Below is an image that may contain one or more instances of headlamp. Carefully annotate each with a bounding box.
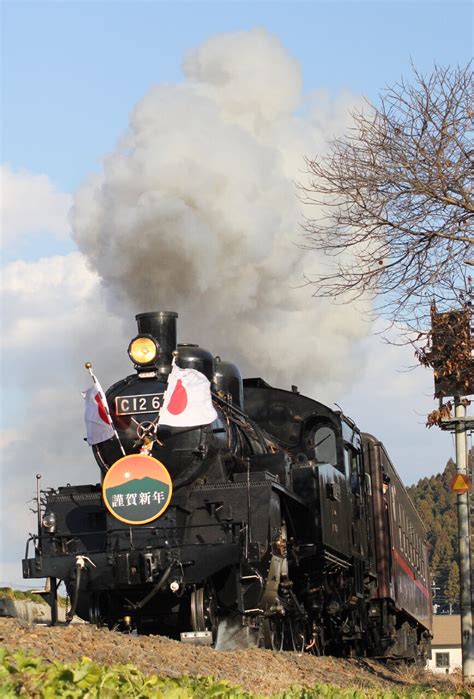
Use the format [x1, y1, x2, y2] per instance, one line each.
[128, 335, 159, 366]
[42, 512, 56, 533]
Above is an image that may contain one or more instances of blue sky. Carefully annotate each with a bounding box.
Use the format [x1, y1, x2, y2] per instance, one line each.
[0, 1, 472, 584]
[3, 1, 472, 192]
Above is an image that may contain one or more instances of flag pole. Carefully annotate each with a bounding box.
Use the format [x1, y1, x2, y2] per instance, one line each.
[85, 362, 126, 456]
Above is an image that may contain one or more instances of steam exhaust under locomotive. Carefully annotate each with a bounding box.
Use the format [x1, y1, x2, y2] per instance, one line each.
[23, 311, 432, 658]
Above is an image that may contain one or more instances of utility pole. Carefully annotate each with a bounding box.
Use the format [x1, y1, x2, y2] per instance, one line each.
[426, 304, 474, 684]
[452, 399, 474, 682]
[439, 404, 474, 683]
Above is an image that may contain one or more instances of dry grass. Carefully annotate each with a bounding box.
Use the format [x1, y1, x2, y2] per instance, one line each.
[0, 618, 469, 696]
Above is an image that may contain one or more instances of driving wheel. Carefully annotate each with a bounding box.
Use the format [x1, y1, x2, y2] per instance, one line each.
[190, 581, 218, 643]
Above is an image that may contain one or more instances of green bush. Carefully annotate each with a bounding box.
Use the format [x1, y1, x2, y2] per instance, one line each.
[1, 648, 251, 698]
[0, 647, 470, 699]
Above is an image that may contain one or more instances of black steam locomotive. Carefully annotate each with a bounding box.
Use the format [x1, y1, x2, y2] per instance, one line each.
[23, 311, 432, 659]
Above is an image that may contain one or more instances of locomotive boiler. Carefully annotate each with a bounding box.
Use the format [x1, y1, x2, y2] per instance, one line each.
[23, 311, 432, 659]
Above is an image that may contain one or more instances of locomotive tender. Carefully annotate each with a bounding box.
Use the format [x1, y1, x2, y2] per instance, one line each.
[23, 311, 432, 658]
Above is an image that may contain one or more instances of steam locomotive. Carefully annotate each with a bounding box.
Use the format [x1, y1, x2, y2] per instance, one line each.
[23, 311, 432, 659]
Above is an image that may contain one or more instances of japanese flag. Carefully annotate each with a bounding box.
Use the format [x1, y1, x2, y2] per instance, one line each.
[158, 362, 218, 427]
[83, 385, 115, 445]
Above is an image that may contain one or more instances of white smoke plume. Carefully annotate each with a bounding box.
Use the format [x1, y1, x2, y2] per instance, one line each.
[73, 28, 368, 400]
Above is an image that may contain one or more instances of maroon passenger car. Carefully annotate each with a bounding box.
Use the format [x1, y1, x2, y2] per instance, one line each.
[363, 433, 432, 659]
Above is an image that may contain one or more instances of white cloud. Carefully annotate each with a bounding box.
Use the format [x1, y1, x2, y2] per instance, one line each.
[0, 252, 131, 583]
[0, 164, 72, 247]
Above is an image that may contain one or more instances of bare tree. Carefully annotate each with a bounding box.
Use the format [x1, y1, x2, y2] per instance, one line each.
[301, 63, 473, 334]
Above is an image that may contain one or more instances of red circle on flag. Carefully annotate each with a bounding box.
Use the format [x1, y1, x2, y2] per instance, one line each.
[168, 379, 188, 415]
[94, 392, 109, 424]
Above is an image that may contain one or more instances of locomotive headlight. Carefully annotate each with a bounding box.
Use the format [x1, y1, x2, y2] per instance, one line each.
[42, 512, 56, 533]
[128, 335, 159, 366]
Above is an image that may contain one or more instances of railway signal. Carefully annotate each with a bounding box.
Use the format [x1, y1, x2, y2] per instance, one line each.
[429, 306, 474, 399]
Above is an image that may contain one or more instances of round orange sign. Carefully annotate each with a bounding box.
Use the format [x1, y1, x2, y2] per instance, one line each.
[102, 454, 172, 525]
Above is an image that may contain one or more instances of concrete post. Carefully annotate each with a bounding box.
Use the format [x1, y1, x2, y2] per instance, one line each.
[454, 399, 474, 683]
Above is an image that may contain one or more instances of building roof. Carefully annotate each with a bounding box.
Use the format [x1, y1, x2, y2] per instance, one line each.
[432, 615, 461, 646]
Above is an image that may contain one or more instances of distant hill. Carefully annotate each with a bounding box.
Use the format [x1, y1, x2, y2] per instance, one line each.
[407, 450, 473, 613]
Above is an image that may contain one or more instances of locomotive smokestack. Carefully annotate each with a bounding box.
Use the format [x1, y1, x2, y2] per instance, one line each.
[135, 311, 178, 375]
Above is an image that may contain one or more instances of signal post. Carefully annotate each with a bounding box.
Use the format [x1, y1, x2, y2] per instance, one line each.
[428, 305, 474, 683]
[441, 401, 474, 682]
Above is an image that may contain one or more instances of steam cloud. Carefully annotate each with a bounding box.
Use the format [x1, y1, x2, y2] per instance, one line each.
[73, 28, 368, 399]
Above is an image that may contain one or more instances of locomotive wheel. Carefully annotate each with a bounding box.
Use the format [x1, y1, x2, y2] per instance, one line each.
[89, 591, 109, 628]
[89, 592, 102, 627]
[259, 616, 285, 651]
[190, 581, 218, 643]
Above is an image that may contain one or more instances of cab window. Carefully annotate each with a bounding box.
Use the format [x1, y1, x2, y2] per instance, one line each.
[311, 425, 337, 466]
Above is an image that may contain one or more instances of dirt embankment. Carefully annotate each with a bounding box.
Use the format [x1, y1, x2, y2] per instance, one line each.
[0, 618, 465, 695]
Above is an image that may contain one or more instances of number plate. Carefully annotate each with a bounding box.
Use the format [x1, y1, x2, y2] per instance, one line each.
[115, 393, 162, 416]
